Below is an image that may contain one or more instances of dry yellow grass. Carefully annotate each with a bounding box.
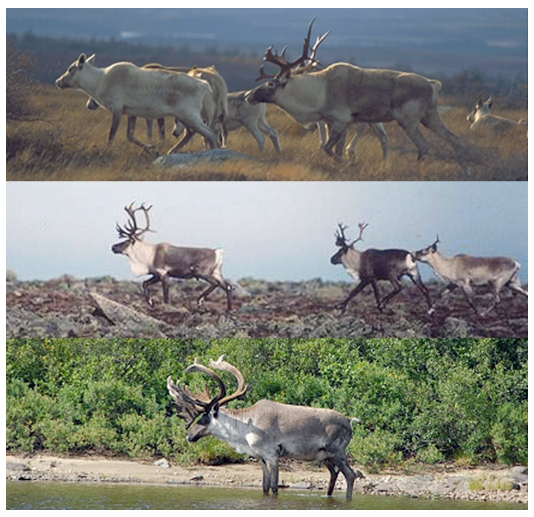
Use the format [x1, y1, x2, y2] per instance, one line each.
[6, 86, 527, 181]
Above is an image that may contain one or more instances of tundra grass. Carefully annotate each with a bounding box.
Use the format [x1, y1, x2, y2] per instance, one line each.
[6, 87, 528, 181]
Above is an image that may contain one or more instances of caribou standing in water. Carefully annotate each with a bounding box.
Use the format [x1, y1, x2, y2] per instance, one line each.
[167, 356, 362, 499]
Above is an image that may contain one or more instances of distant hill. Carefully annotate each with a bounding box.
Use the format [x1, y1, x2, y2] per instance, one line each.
[7, 8, 527, 82]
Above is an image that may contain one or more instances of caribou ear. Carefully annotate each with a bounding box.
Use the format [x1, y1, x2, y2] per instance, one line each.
[279, 70, 291, 85]
[76, 53, 88, 69]
[86, 54, 96, 65]
[212, 403, 220, 418]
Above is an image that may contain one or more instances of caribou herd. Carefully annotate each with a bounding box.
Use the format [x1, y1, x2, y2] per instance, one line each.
[55, 20, 525, 161]
[112, 203, 527, 317]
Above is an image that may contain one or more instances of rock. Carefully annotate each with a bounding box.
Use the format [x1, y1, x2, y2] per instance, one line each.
[440, 317, 473, 337]
[88, 292, 175, 336]
[154, 149, 253, 168]
[6, 461, 30, 472]
[153, 458, 170, 469]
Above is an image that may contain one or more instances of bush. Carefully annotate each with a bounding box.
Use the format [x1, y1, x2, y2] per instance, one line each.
[6, 41, 37, 121]
[5, 338, 528, 470]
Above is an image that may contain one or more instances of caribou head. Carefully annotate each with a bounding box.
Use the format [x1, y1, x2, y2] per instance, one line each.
[245, 19, 330, 104]
[330, 222, 369, 265]
[111, 203, 153, 256]
[167, 356, 248, 442]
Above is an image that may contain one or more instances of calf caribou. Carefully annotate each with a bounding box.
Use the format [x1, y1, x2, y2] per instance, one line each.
[167, 356, 361, 499]
[414, 237, 528, 316]
[246, 20, 461, 160]
[331, 223, 432, 312]
[111, 203, 232, 310]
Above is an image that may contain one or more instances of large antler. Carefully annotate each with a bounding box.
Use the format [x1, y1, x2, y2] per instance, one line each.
[167, 358, 227, 428]
[167, 356, 246, 428]
[116, 202, 153, 240]
[335, 222, 369, 248]
[255, 18, 318, 81]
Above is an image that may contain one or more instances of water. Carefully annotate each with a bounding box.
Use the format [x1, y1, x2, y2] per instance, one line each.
[6, 481, 526, 510]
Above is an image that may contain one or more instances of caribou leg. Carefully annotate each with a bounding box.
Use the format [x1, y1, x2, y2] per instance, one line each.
[338, 280, 369, 312]
[126, 116, 156, 152]
[142, 274, 161, 307]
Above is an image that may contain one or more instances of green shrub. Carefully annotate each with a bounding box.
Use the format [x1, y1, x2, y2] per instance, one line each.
[5, 338, 528, 469]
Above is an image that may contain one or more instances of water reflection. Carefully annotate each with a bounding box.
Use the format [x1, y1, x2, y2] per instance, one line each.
[6, 481, 525, 511]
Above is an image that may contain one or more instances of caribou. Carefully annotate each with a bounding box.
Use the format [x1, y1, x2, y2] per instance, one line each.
[167, 356, 361, 499]
[111, 203, 233, 311]
[467, 96, 528, 133]
[245, 20, 461, 161]
[331, 223, 432, 312]
[295, 31, 389, 160]
[55, 53, 219, 153]
[83, 62, 228, 149]
[414, 237, 528, 316]
[171, 90, 282, 152]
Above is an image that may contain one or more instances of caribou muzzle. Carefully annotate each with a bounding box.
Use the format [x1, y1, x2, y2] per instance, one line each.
[111, 241, 130, 255]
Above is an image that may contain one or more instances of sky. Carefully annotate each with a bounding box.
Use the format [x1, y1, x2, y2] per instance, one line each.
[6, 181, 528, 284]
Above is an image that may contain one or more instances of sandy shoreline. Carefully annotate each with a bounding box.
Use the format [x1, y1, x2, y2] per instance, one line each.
[6, 453, 527, 504]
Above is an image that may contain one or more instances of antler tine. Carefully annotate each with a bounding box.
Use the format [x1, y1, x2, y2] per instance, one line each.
[261, 19, 320, 80]
[352, 222, 369, 244]
[309, 29, 330, 64]
[335, 223, 348, 246]
[255, 64, 277, 82]
[209, 355, 248, 406]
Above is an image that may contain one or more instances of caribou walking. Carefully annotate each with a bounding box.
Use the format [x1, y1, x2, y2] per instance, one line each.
[245, 20, 461, 161]
[111, 203, 233, 310]
[414, 237, 528, 316]
[331, 223, 432, 312]
[55, 54, 219, 153]
[167, 356, 361, 498]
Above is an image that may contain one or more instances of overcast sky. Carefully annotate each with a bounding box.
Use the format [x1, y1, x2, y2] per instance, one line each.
[6, 181, 528, 284]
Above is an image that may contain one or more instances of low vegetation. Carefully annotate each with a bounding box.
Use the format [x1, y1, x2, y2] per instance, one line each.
[6, 338, 527, 471]
[6, 85, 527, 181]
[6, 37, 527, 182]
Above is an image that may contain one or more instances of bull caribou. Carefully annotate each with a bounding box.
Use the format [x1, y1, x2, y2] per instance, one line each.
[414, 237, 528, 316]
[111, 203, 232, 311]
[167, 356, 361, 498]
[467, 96, 528, 133]
[245, 20, 461, 161]
[331, 223, 432, 312]
[55, 54, 219, 153]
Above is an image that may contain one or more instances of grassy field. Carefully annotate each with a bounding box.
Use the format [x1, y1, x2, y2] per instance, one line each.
[6, 86, 528, 181]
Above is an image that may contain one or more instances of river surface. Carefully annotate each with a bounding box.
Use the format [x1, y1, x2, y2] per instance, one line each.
[6, 481, 526, 510]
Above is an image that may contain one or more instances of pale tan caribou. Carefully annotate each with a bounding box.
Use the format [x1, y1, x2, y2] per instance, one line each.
[414, 237, 528, 316]
[55, 54, 219, 153]
[167, 356, 361, 499]
[467, 96, 528, 133]
[111, 203, 233, 311]
[246, 20, 461, 161]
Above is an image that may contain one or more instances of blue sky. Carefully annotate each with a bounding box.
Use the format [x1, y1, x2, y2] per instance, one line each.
[6, 181, 528, 284]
